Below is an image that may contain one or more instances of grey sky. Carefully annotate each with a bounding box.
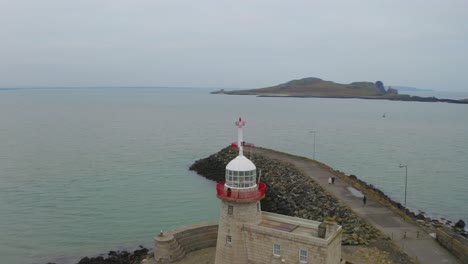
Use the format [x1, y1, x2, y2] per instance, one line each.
[1, 0, 467, 91]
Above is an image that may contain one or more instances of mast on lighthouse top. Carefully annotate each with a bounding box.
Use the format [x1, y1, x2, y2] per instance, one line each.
[225, 118, 257, 189]
[236, 117, 246, 156]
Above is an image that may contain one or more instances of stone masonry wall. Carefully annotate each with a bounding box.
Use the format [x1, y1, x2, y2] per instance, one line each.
[242, 224, 342, 264]
[435, 227, 468, 263]
[214, 201, 261, 264]
[154, 222, 218, 263]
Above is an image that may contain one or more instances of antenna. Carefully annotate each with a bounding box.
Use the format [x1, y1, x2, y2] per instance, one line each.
[235, 117, 245, 156]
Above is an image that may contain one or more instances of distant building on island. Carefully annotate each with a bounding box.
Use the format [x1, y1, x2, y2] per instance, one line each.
[387, 86, 399, 94]
[150, 118, 343, 264]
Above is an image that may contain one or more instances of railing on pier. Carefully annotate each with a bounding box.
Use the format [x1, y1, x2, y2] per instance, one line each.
[216, 181, 266, 202]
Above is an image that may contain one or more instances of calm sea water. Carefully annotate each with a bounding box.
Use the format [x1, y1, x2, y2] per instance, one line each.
[0, 88, 467, 264]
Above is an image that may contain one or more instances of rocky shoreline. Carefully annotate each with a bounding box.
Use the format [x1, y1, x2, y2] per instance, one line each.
[46, 247, 151, 264]
[254, 94, 468, 104]
[190, 146, 416, 263]
[189, 146, 382, 245]
[326, 165, 467, 238]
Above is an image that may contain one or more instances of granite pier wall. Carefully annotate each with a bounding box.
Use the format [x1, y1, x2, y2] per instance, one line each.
[153, 222, 218, 263]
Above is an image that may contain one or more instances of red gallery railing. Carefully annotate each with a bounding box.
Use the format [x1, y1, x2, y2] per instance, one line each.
[216, 181, 266, 201]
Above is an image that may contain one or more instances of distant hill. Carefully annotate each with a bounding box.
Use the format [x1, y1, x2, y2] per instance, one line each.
[213, 77, 396, 97]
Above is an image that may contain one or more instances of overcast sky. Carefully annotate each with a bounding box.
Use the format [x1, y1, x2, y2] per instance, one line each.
[1, 0, 467, 91]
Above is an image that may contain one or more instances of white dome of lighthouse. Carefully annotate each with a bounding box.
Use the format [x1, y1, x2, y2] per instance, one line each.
[226, 155, 256, 171]
[224, 117, 258, 190]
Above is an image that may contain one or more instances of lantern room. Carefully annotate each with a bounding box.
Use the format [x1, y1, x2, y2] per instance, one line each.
[225, 155, 257, 189]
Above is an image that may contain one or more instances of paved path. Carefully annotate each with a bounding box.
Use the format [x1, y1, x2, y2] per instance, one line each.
[252, 147, 460, 264]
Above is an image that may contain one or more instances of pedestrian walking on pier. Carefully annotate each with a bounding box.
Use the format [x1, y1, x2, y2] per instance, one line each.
[328, 177, 332, 184]
[362, 195, 367, 205]
[331, 176, 335, 184]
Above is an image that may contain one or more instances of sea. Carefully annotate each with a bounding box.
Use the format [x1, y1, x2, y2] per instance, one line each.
[0, 87, 467, 264]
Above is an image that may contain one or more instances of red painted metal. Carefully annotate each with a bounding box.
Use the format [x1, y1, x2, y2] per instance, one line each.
[230, 142, 255, 149]
[235, 117, 245, 128]
[216, 181, 266, 202]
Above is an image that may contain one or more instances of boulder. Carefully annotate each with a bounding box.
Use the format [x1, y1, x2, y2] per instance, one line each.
[415, 213, 425, 220]
[454, 219, 465, 229]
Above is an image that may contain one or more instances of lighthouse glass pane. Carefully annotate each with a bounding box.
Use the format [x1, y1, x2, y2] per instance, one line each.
[229, 171, 232, 182]
[244, 170, 255, 187]
[225, 170, 257, 188]
[239, 177, 245, 187]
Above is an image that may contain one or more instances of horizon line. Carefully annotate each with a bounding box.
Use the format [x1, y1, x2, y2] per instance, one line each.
[0, 86, 242, 90]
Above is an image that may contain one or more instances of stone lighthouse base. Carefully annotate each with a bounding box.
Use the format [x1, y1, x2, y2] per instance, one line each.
[150, 211, 343, 264]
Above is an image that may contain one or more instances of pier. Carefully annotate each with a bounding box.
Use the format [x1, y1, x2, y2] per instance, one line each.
[250, 147, 461, 263]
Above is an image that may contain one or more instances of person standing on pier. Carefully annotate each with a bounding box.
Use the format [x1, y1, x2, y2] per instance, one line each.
[362, 195, 367, 205]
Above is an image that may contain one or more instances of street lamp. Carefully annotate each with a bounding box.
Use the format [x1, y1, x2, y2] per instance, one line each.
[310, 131, 316, 160]
[398, 164, 408, 208]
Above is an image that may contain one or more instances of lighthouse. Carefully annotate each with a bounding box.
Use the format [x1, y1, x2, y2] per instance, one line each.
[152, 117, 342, 264]
[214, 118, 267, 264]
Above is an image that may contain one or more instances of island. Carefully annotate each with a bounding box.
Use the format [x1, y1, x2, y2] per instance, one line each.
[212, 77, 468, 104]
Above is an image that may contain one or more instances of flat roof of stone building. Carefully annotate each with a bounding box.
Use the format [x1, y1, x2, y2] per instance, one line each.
[260, 218, 299, 232]
[258, 212, 321, 237]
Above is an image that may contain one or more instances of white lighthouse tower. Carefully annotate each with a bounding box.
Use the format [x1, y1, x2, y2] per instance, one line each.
[152, 117, 342, 264]
[214, 118, 266, 264]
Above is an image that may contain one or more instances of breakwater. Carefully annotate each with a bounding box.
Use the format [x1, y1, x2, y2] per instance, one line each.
[191, 148, 375, 239]
[190, 146, 381, 245]
[326, 164, 468, 263]
[328, 165, 467, 236]
[190, 146, 416, 263]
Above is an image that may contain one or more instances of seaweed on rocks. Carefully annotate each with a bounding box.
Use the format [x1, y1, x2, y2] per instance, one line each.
[48, 246, 150, 264]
